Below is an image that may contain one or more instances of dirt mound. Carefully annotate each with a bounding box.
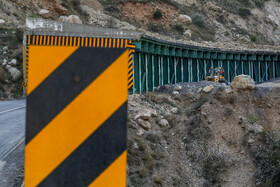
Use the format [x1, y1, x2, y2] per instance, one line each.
[127, 81, 280, 187]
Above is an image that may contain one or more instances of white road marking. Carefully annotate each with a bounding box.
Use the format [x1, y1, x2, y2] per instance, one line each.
[0, 105, 26, 114]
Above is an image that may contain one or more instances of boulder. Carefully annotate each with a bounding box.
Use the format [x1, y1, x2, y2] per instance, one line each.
[0, 19, 5, 24]
[173, 85, 182, 91]
[231, 75, 255, 90]
[134, 110, 151, 120]
[2, 46, 8, 51]
[172, 91, 180, 95]
[10, 59, 17, 66]
[171, 107, 178, 114]
[137, 119, 151, 131]
[58, 15, 82, 24]
[158, 119, 169, 127]
[203, 85, 214, 93]
[7, 67, 22, 81]
[178, 14, 192, 24]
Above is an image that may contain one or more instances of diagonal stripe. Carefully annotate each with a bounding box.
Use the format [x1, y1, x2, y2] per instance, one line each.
[26, 47, 125, 144]
[88, 151, 127, 187]
[128, 76, 133, 83]
[27, 46, 78, 94]
[25, 49, 128, 187]
[128, 81, 133, 89]
[38, 104, 127, 186]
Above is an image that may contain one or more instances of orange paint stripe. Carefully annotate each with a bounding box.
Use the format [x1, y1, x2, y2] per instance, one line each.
[101, 38, 104, 48]
[89, 38, 92, 47]
[109, 38, 112, 48]
[120, 39, 124, 48]
[128, 83, 133, 89]
[58, 37, 61, 46]
[36, 36, 39, 45]
[43, 36, 46, 45]
[74, 37, 76, 46]
[85, 37, 88, 47]
[47, 36, 50, 45]
[28, 36, 30, 45]
[66, 37, 69, 46]
[97, 38, 100, 47]
[88, 151, 127, 187]
[62, 37, 65, 46]
[81, 37, 84, 47]
[77, 37, 80, 46]
[113, 39, 116, 48]
[70, 37, 72, 46]
[128, 71, 133, 78]
[25, 51, 128, 187]
[54, 37, 57, 46]
[117, 39, 120, 48]
[51, 36, 54, 46]
[27, 46, 79, 94]
[93, 38, 96, 47]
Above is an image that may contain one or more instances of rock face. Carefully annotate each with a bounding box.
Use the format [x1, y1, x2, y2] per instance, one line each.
[7, 67, 21, 81]
[231, 75, 255, 90]
[58, 15, 82, 24]
[203, 85, 214, 93]
[178, 14, 192, 24]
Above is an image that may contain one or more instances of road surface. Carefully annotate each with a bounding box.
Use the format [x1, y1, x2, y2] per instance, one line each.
[0, 99, 25, 187]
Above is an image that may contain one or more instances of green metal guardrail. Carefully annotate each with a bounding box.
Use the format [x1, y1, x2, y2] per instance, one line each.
[131, 36, 280, 94]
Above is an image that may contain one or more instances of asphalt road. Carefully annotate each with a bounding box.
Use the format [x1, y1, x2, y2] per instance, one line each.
[0, 99, 26, 187]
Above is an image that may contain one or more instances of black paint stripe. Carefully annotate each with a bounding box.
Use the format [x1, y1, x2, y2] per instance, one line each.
[26, 47, 126, 144]
[38, 102, 127, 187]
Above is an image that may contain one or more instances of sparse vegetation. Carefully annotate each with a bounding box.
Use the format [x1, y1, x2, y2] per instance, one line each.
[153, 9, 162, 19]
[174, 24, 184, 34]
[191, 13, 206, 27]
[250, 35, 257, 42]
[238, 8, 252, 18]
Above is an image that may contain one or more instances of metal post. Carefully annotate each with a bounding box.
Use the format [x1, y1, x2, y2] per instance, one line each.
[241, 61, 244, 74]
[158, 55, 161, 86]
[227, 60, 230, 82]
[139, 54, 142, 94]
[204, 59, 207, 80]
[265, 61, 268, 81]
[167, 57, 170, 84]
[161, 56, 164, 85]
[152, 55, 155, 91]
[197, 59, 200, 82]
[273, 61, 276, 78]
[145, 53, 148, 91]
[174, 57, 177, 83]
[190, 59, 193, 82]
[234, 61, 237, 76]
[258, 61, 261, 82]
[181, 58, 184, 82]
[133, 53, 135, 94]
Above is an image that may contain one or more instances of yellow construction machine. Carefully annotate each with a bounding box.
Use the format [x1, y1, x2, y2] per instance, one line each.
[206, 67, 226, 83]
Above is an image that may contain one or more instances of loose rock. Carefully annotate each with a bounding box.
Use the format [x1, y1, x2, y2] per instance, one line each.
[172, 91, 180, 95]
[0, 19, 5, 24]
[174, 85, 182, 91]
[231, 75, 255, 90]
[178, 14, 192, 24]
[58, 15, 82, 24]
[158, 119, 169, 127]
[39, 9, 50, 15]
[137, 119, 151, 131]
[171, 107, 178, 114]
[7, 67, 22, 81]
[203, 85, 214, 93]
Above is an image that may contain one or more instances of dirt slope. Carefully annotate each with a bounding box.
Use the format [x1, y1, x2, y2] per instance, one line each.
[127, 81, 280, 187]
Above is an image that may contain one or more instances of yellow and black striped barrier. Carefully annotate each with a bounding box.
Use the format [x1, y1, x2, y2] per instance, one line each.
[24, 35, 136, 91]
[25, 37, 129, 186]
